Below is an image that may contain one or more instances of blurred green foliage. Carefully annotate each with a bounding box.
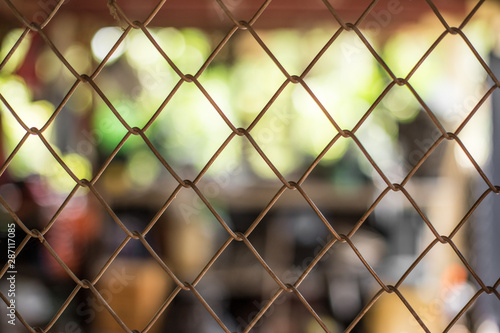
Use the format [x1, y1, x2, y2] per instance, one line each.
[1, 20, 491, 191]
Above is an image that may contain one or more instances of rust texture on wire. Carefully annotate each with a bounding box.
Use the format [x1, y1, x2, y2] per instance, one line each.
[0, 0, 499, 332]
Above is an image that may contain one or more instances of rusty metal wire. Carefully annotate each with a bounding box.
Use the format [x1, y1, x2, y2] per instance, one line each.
[0, 0, 499, 332]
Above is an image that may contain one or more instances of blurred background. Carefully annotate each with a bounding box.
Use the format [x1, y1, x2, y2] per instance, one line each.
[0, 0, 499, 332]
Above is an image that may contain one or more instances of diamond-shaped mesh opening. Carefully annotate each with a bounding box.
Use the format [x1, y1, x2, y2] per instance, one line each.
[89, 258, 171, 332]
[1, 0, 499, 332]
[149, 82, 236, 175]
[244, 201, 335, 279]
[159, 189, 234, 281]
[92, 133, 182, 201]
[0, 80, 55, 132]
[362, 289, 433, 332]
[408, 37, 489, 121]
[391, 243, 479, 332]
[224, 29, 295, 123]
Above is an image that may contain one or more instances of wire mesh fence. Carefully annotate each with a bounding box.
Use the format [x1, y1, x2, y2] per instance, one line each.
[0, 0, 499, 332]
